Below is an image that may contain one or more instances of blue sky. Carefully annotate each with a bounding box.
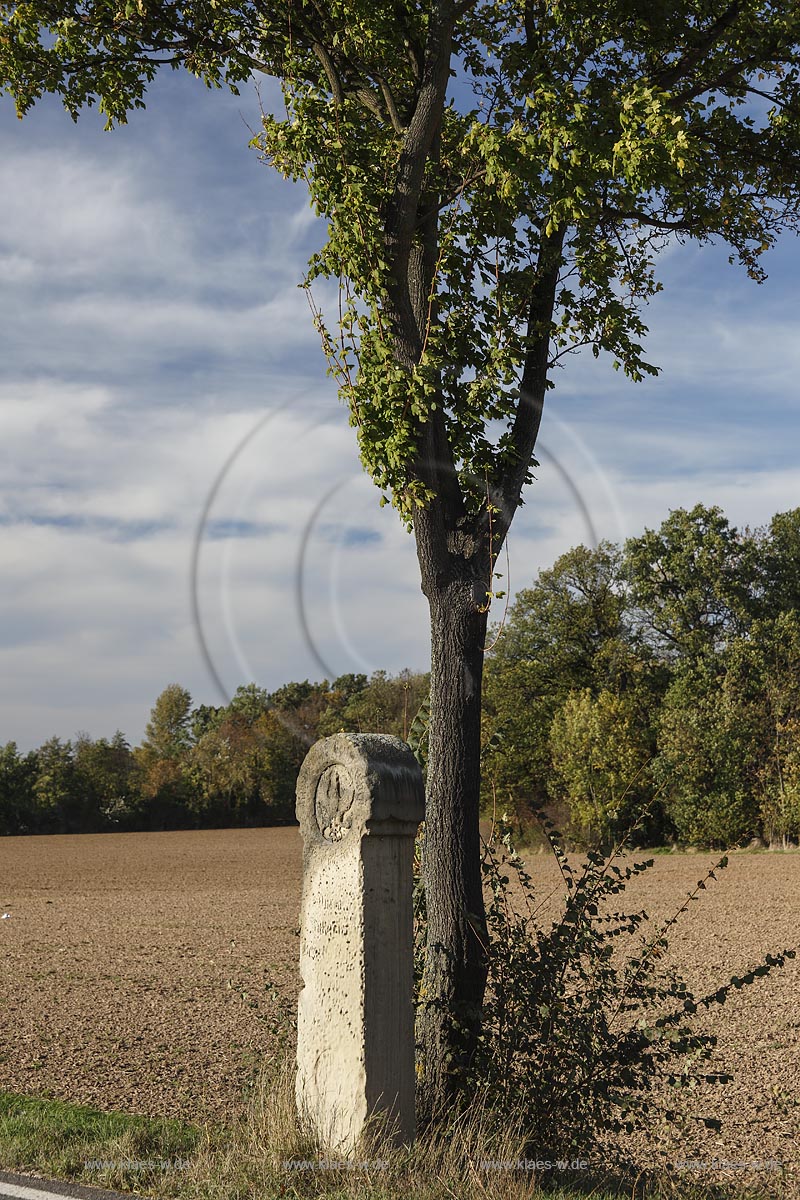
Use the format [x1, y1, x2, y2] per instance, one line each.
[2, 68, 799, 750]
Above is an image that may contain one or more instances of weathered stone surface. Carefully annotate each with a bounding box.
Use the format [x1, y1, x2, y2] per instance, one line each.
[295, 733, 425, 1154]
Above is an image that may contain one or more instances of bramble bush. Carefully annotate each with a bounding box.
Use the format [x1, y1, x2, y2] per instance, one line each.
[413, 805, 795, 1177]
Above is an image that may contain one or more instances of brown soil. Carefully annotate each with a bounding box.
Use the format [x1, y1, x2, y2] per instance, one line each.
[0, 828, 302, 1123]
[0, 829, 798, 1189]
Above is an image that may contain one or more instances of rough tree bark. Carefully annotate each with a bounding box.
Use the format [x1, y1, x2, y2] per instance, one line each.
[413, 506, 491, 1124]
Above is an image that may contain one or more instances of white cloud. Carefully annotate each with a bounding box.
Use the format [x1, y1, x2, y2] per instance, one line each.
[2, 73, 800, 749]
[52, 287, 318, 360]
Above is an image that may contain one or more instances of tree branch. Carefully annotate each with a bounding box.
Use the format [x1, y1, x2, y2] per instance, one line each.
[384, 2, 456, 360]
[354, 84, 387, 121]
[671, 35, 787, 106]
[743, 84, 793, 111]
[601, 206, 697, 233]
[376, 73, 408, 134]
[487, 226, 565, 544]
[312, 41, 343, 104]
[652, 2, 743, 91]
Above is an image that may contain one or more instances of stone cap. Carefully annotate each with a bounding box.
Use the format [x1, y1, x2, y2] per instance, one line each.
[296, 733, 425, 847]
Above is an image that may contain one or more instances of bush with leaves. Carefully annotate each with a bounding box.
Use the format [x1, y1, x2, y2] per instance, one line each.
[413, 807, 795, 1176]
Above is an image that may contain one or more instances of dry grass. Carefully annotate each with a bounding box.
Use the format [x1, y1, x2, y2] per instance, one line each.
[158, 1051, 781, 1200]
[181, 1052, 624, 1200]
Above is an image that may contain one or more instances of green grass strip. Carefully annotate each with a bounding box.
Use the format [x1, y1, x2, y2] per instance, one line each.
[0, 1090, 199, 1194]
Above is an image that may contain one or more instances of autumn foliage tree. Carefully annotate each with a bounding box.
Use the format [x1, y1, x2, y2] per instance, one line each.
[5, 1, 800, 1113]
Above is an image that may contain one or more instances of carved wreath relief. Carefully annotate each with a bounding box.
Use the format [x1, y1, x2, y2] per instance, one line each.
[314, 764, 356, 841]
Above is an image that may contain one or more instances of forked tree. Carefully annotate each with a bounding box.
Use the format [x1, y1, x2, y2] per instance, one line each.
[4, 1, 800, 1119]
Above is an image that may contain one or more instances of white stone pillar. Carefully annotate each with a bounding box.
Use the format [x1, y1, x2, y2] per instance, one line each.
[295, 732, 425, 1154]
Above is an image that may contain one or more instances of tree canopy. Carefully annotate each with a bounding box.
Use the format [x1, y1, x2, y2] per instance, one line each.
[480, 504, 800, 850]
[4, 2, 800, 534]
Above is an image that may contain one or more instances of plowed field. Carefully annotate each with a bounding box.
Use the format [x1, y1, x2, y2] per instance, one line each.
[0, 829, 798, 1189]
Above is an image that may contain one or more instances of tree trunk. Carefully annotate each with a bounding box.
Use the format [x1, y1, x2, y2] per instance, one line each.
[414, 510, 490, 1124]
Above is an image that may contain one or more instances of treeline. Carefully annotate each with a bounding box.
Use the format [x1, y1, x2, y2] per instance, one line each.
[0, 671, 429, 835]
[4, 503, 799, 848]
[482, 503, 800, 850]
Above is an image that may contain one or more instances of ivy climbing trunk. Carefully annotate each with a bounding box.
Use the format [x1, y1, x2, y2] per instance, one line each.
[413, 503, 490, 1124]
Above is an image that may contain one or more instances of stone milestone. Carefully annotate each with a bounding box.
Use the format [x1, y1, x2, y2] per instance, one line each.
[295, 732, 425, 1154]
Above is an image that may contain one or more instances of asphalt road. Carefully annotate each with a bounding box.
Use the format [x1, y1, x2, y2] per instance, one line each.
[0, 1172, 145, 1200]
